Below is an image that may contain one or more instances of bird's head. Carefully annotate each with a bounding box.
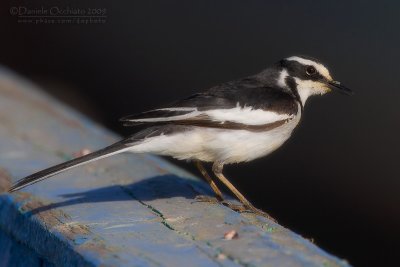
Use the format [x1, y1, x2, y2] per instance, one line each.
[276, 56, 353, 105]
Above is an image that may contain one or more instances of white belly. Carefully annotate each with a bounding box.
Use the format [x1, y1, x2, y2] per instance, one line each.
[129, 115, 301, 164]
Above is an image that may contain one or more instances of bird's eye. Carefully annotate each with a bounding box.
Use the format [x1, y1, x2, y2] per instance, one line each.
[306, 66, 316, 75]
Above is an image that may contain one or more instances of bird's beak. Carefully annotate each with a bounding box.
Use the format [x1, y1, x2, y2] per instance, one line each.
[327, 80, 354, 95]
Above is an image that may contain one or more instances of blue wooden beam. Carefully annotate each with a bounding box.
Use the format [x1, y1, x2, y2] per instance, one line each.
[0, 67, 351, 267]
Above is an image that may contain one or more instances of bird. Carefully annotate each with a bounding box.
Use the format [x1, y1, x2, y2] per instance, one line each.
[8, 55, 353, 217]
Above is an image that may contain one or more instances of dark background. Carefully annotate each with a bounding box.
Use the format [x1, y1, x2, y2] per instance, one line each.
[1, 1, 399, 266]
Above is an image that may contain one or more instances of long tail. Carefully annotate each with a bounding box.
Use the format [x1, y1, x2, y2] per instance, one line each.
[9, 140, 131, 192]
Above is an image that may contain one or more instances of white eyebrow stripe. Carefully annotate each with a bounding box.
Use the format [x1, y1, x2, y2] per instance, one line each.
[286, 56, 332, 81]
[286, 56, 321, 67]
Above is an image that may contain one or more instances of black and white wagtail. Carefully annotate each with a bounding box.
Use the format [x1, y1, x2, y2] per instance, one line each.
[9, 56, 352, 217]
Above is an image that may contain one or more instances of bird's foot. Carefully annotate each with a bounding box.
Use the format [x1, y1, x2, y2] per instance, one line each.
[194, 195, 221, 204]
[195, 197, 247, 211]
[195, 197, 249, 213]
[195, 196, 276, 222]
[243, 204, 276, 222]
[221, 200, 248, 212]
[223, 201, 276, 221]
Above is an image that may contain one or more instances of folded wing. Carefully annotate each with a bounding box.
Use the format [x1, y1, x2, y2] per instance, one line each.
[120, 82, 299, 131]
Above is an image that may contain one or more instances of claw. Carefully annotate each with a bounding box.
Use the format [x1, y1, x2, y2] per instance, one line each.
[221, 201, 247, 212]
[243, 205, 277, 222]
[194, 195, 220, 204]
[194, 195, 276, 222]
[223, 201, 276, 221]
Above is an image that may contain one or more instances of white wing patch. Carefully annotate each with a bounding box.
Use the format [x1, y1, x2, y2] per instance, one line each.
[128, 106, 293, 125]
[286, 56, 332, 81]
[128, 107, 201, 122]
[204, 105, 293, 125]
[157, 107, 197, 112]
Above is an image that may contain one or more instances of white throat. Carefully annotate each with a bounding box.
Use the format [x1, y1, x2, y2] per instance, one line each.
[294, 77, 327, 105]
[297, 87, 312, 105]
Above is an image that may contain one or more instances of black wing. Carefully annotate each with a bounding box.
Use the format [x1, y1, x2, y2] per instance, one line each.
[120, 78, 299, 129]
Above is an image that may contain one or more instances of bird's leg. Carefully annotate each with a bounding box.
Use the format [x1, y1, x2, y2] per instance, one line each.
[212, 162, 274, 219]
[194, 160, 224, 202]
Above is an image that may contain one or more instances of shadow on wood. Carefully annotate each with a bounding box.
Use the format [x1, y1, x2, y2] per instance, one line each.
[27, 175, 218, 215]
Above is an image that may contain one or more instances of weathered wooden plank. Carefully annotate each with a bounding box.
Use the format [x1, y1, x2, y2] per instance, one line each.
[0, 66, 351, 267]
